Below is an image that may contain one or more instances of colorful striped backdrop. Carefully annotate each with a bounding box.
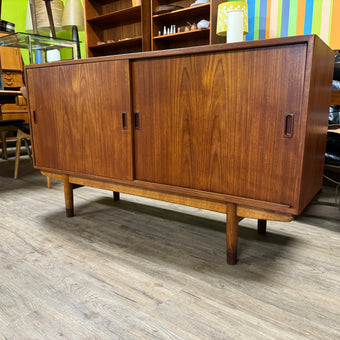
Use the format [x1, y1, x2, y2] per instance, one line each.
[246, 0, 340, 49]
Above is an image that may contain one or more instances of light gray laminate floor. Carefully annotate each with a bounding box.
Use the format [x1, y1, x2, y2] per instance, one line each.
[0, 156, 340, 339]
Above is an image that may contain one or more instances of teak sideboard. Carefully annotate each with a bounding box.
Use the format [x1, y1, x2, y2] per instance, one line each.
[24, 35, 334, 264]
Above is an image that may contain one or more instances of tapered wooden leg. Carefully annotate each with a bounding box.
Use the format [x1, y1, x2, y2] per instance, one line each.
[14, 130, 31, 179]
[113, 191, 120, 201]
[23, 138, 32, 160]
[226, 204, 238, 265]
[46, 176, 52, 188]
[64, 178, 74, 217]
[257, 219, 267, 234]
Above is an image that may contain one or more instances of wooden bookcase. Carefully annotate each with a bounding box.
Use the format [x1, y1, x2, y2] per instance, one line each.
[151, 0, 225, 51]
[84, 0, 151, 57]
[83, 1, 226, 57]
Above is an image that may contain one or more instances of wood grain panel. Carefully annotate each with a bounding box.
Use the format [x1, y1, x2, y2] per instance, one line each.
[0, 47, 23, 71]
[80, 61, 133, 180]
[297, 36, 335, 213]
[1, 112, 28, 122]
[27, 60, 133, 180]
[132, 45, 307, 208]
[26, 68, 62, 170]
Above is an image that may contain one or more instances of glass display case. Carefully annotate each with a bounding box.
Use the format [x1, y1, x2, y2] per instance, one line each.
[0, 32, 80, 63]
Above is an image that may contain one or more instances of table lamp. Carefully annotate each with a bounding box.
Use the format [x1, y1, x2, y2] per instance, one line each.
[25, 0, 64, 35]
[216, 1, 248, 43]
[25, 0, 64, 63]
[62, 0, 84, 59]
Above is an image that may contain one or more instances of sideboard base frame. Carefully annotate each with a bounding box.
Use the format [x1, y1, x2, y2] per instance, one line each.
[42, 171, 294, 265]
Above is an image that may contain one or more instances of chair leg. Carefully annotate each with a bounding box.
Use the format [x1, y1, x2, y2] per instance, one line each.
[23, 138, 32, 160]
[0, 134, 3, 158]
[14, 134, 22, 179]
[13, 129, 50, 188]
[0, 131, 8, 160]
[14, 130, 32, 179]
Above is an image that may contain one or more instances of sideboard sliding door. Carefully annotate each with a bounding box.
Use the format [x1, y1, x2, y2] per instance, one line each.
[132, 45, 307, 207]
[27, 60, 133, 180]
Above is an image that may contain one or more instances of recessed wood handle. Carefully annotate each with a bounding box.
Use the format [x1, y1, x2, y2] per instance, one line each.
[134, 112, 140, 130]
[32, 110, 37, 124]
[122, 112, 127, 129]
[284, 113, 294, 137]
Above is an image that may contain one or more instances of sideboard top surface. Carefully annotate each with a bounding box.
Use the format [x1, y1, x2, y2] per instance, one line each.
[24, 34, 328, 69]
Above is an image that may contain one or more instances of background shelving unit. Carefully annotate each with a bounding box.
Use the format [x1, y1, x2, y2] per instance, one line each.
[151, 0, 225, 51]
[84, 0, 150, 57]
[83, 1, 227, 57]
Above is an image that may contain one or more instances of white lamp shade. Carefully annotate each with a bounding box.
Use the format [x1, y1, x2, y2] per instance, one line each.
[62, 0, 84, 30]
[25, 2, 34, 32]
[25, 0, 65, 34]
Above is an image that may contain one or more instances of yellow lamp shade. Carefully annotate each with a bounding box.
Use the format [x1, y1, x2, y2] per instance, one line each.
[216, 1, 248, 37]
[62, 0, 84, 31]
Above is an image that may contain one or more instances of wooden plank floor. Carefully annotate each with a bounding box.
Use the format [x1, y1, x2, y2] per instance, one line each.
[1, 157, 340, 339]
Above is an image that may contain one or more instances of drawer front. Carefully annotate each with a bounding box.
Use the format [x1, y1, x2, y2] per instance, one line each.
[2, 71, 22, 88]
[1, 103, 28, 111]
[2, 111, 29, 123]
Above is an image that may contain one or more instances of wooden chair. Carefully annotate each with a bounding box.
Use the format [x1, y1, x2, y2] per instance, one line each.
[4, 120, 51, 187]
[0, 109, 24, 159]
[11, 90, 51, 187]
[0, 41, 51, 186]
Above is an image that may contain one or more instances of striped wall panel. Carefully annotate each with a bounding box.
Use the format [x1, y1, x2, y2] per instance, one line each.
[245, 0, 340, 49]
